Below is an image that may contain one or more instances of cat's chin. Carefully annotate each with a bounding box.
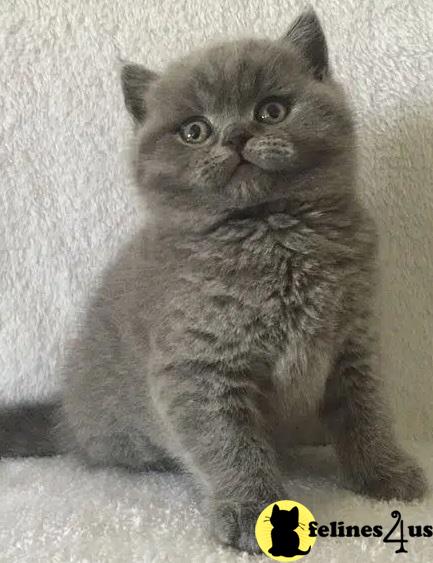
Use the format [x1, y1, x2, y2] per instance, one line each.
[224, 180, 275, 208]
[222, 162, 257, 196]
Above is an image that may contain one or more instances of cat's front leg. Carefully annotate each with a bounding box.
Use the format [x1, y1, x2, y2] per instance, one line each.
[322, 328, 427, 502]
[151, 359, 285, 553]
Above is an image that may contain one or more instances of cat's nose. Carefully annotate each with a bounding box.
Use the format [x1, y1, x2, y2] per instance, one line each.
[222, 125, 252, 152]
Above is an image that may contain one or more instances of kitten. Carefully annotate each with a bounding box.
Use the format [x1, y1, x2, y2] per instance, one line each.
[268, 504, 310, 557]
[0, 10, 427, 554]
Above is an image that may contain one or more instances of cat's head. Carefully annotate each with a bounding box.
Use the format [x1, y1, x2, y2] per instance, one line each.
[270, 504, 299, 530]
[122, 10, 354, 214]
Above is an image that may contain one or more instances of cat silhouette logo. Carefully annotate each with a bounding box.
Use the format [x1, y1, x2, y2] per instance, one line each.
[255, 500, 317, 560]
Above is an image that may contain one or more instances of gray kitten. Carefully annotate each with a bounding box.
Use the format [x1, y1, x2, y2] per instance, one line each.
[1, 10, 427, 554]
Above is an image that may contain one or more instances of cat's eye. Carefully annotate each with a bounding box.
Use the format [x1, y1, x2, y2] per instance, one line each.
[179, 118, 212, 144]
[255, 99, 288, 125]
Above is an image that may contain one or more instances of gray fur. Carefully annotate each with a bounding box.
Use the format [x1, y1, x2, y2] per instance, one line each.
[1, 10, 427, 553]
[121, 64, 158, 124]
[0, 402, 61, 457]
[285, 9, 329, 79]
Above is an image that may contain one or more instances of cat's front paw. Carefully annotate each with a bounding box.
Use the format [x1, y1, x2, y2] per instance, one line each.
[357, 452, 428, 502]
[209, 499, 268, 553]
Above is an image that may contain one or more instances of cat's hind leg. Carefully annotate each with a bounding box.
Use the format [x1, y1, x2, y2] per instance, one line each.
[71, 427, 180, 472]
[321, 327, 427, 501]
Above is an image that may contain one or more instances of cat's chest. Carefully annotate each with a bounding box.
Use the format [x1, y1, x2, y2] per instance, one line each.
[230, 220, 343, 330]
[238, 221, 340, 438]
[177, 217, 345, 361]
[259, 337, 333, 447]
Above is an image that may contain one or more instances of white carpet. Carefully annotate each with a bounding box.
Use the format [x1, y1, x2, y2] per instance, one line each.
[1, 443, 432, 562]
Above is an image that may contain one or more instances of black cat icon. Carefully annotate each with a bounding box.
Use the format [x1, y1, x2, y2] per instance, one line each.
[255, 499, 317, 559]
[267, 504, 311, 558]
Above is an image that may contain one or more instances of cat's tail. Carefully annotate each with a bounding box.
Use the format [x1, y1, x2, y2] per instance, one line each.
[0, 401, 65, 458]
[297, 546, 311, 555]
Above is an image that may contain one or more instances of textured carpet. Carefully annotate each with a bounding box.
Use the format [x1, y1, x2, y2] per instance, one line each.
[1, 443, 432, 562]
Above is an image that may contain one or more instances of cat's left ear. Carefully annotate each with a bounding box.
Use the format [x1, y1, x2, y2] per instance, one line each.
[284, 10, 329, 80]
[121, 63, 159, 124]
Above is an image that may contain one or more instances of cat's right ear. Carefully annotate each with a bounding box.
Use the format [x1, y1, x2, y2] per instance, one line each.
[121, 63, 159, 124]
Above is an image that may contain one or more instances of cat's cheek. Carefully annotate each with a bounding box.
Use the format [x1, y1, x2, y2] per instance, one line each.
[185, 165, 230, 193]
[188, 155, 239, 192]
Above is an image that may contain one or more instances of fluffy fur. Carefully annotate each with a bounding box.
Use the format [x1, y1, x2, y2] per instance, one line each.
[0, 10, 427, 554]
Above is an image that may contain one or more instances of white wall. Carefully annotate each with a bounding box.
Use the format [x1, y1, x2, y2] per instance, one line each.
[1, 0, 432, 440]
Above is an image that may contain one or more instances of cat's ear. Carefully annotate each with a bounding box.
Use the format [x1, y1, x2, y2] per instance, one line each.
[289, 506, 299, 516]
[272, 504, 280, 515]
[121, 63, 159, 124]
[284, 10, 329, 80]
